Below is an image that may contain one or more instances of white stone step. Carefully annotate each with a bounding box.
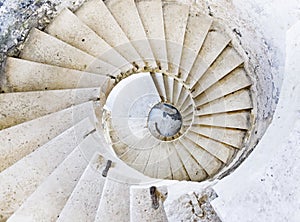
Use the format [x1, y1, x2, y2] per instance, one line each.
[181, 103, 194, 117]
[190, 125, 246, 148]
[194, 68, 252, 106]
[142, 145, 161, 178]
[176, 86, 190, 110]
[20, 28, 120, 76]
[179, 12, 212, 80]
[105, 0, 156, 68]
[175, 140, 207, 181]
[0, 101, 96, 173]
[135, 0, 168, 71]
[195, 89, 253, 115]
[185, 130, 235, 163]
[151, 73, 167, 101]
[0, 118, 95, 221]
[193, 111, 251, 130]
[186, 22, 231, 87]
[0, 88, 100, 129]
[172, 80, 182, 106]
[75, 0, 145, 68]
[8, 133, 100, 222]
[167, 142, 190, 180]
[130, 185, 168, 222]
[179, 93, 193, 113]
[163, 2, 189, 74]
[157, 143, 173, 179]
[4, 57, 109, 92]
[192, 47, 244, 97]
[180, 135, 223, 176]
[163, 75, 174, 103]
[57, 153, 107, 222]
[46, 8, 133, 72]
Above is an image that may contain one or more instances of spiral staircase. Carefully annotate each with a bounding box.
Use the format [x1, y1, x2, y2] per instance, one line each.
[0, 0, 260, 221]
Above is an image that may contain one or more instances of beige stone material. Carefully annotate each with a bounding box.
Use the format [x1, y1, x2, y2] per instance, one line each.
[0, 118, 95, 221]
[190, 125, 246, 148]
[193, 111, 251, 130]
[185, 130, 235, 163]
[192, 47, 244, 97]
[156, 143, 173, 179]
[186, 22, 231, 87]
[57, 153, 106, 222]
[20, 28, 119, 75]
[194, 68, 252, 106]
[130, 185, 168, 222]
[75, 0, 144, 68]
[0, 101, 96, 173]
[46, 8, 132, 72]
[180, 135, 223, 176]
[105, 0, 156, 68]
[135, 0, 168, 70]
[151, 73, 167, 101]
[163, 74, 174, 103]
[195, 89, 253, 115]
[163, 2, 189, 74]
[180, 13, 212, 80]
[8, 133, 100, 222]
[4, 57, 109, 92]
[0, 88, 100, 129]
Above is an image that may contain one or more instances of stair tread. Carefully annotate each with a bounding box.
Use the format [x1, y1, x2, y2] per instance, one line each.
[57, 153, 106, 222]
[75, 0, 144, 67]
[130, 185, 168, 222]
[136, 0, 168, 70]
[20, 28, 119, 75]
[0, 118, 95, 221]
[180, 12, 213, 80]
[193, 111, 251, 129]
[163, 2, 189, 74]
[157, 143, 173, 179]
[195, 89, 252, 115]
[105, 0, 156, 67]
[0, 88, 100, 130]
[4, 57, 109, 92]
[192, 47, 244, 97]
[190, 125, 246, 148]
[8, 133, 100, 222]
[151, 73, 167, 101]
[0, 101, 96, 173]
[180, 136, 223, 176]
[186, 130, 235, 163]
[194, 68, 252, 106]
[176, 140, 207, 181]
[46, 8, 132, 72]
[186, 22, 231, 87]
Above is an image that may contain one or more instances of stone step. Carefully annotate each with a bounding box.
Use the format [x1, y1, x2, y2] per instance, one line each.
[175, 140, 207, 181]
[167, 142, 191, 180]
[156, 143, 173, 179]
[8, 133, 100, 222]
[178, 92, 193, 113]
[190, 125, 246, 148]
[105, 0, 156, 68]
[185, 130, 235, 163]
[0, 101, 96, 173]
[0, 118, 95, 221]
[163, 2, 189, 74]
[180, 135, 223, 176]
[193, 111, 251, 130]
[172, 80, 182, 106]
[20, 28, 120, 75]
[151, 72, 167, 101]
[135, 0, 168, 71]
[143, 145, 161, 178]
[162, 75, 174, 103]
[179, 12, 212, 80]
[46, 8, 133, 72]
[195, 89, 253, 115]
[130, 185, 168, 222]
[194, 68, 252, 106]
[185, 22, 231, 87]
[75, 0, 145, 68]
[56, 144, 109, 222]
[192, 47, 244, 97]
[0, 88, 100, 130]
[3, 57, 109, 92]
[176, 86, 190, 110]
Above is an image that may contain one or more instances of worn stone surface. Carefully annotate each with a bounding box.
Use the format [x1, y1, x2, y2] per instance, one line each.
[165, 188, 221, 222]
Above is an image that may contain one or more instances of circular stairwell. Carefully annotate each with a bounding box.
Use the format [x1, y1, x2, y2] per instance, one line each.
[0, 0, 262, 221]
